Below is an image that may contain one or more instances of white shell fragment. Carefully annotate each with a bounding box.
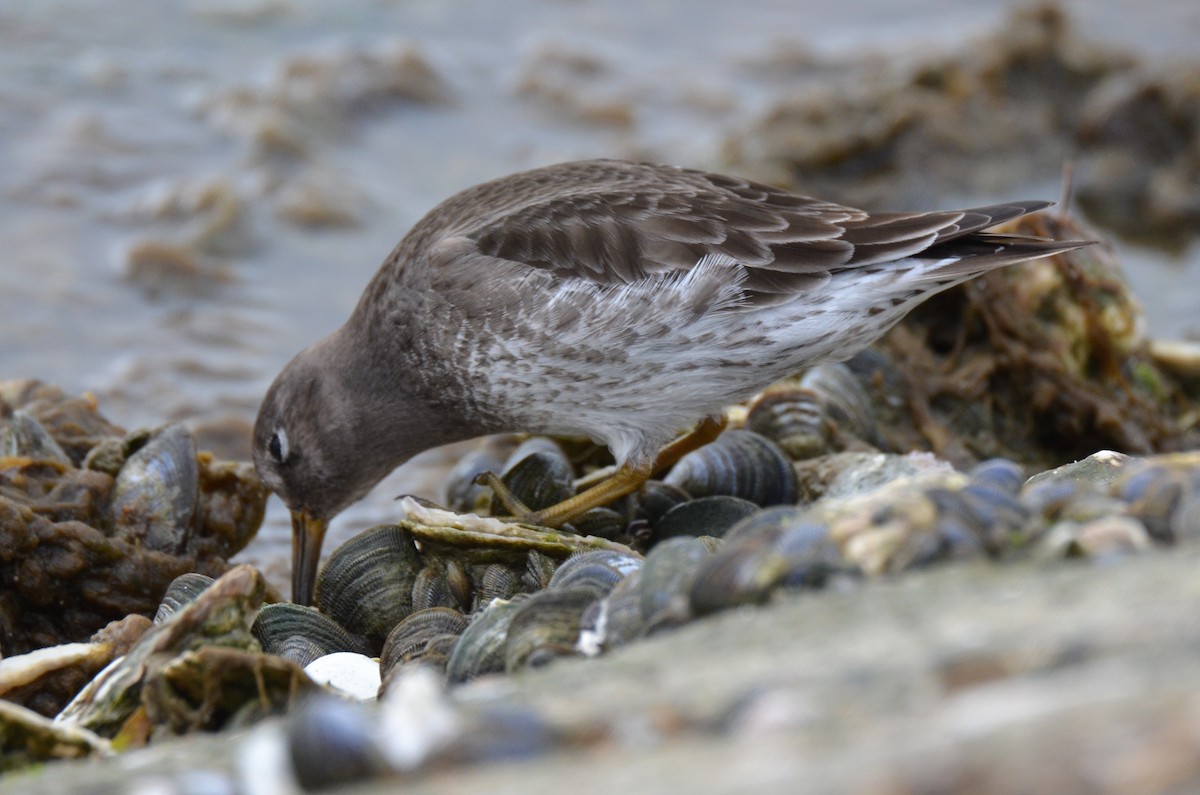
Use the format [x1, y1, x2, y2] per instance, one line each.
[0, 642, 113, 697]
[304, 652, 381, 701]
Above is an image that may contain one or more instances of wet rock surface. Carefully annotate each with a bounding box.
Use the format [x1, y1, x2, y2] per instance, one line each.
[4, 546, 1200, 794]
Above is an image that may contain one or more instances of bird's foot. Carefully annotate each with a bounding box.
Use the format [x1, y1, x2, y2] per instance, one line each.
[477, 463, 654, 530]
[474, 470, 547, 525]
[475, 415, 730, 530]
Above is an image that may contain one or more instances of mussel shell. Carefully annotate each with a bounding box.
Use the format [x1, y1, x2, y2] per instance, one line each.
[653, 495, 761, 540]
[444, 449, 505, 514]
[501, 437, 567, 470]
[252, 602, 371, 657]
[1, 410, 71, 465]
[688, 532, 787, 616]
[664, 430, 798, 507]
[380, 607, 469, 678]
[775, 520, 847, 589]
[638, 536, 713, 631]
[578, 569, 644, 654]
[567, 507, 626, 540]
[724, 504, 806, 542]
[1118, 464, 1200, 543]
[153, 572, 215, 624]
[967, 458, 1025, 496]
[722, 505, 845, 589]
[446, 596, 527, 684]
[746, 387, 831, 460]
[500, 450, 575, 512]
[547, 549, 643, 600]
[798, 363, 876, 443]
[110, 423, 199, 553]
[504, 587, 595, 672]
[628, 481, 691, 525]
[287, 693, 386, 791]
[315, 525, 421, 647]
[923, 487, 995, 557]
[1021, 478, 1095, 519]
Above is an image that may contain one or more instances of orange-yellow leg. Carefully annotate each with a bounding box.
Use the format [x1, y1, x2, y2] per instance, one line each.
[481, 415, 728, 528]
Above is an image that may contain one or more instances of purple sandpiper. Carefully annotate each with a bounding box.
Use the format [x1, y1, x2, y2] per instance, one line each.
[252, 159, 1092, 604]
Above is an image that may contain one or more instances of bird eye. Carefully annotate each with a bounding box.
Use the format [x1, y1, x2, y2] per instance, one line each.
[268, 428, 288, 463]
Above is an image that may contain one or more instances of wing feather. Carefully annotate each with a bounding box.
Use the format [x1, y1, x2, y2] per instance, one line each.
[402, 160, 1079, 309]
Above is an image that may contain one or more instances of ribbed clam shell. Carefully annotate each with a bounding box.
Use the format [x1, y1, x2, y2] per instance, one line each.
[664, 430, 798, 507]
[474, 563, 521, 609]
[252, 602, 370, 657]
[638, 536, 713, 631]
[523, 550, 557, 591]
[276, 634, 329, 668]
[503, 587, 595, 672]
[110, 423, 199, 553]
[500, 450, 575, 512]
[411, 561, 472, 613]
[1, 410, 71, 465]
[446, 596, 528, 684]
[653, 495, 761, 540]
[443, 449, 505, 514]
[380, 607, 468, 678]
[153, 572, 215, 624]
[547, 549, 643, 600]
[315, 525, 421, 647]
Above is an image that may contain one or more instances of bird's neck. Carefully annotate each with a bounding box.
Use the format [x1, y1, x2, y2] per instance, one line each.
[325, 321, 481, 469]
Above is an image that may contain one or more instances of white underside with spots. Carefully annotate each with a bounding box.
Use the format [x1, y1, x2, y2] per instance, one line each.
[459, 252, 966, 467]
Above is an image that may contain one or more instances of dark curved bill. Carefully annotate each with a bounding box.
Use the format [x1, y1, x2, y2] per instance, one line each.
[291, 508, 327, 605]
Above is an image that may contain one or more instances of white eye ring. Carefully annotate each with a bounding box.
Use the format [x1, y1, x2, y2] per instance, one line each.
[269, 428, 289, 463]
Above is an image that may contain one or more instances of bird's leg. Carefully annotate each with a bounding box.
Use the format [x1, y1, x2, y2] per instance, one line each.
[527, 461, 654, 528]
[482, 415, 729, 529]
[476, 470, 536, 518]
[647, 414, 728, 477]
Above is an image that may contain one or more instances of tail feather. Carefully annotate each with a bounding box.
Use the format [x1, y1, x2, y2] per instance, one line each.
[923, 235, 1096, 279]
